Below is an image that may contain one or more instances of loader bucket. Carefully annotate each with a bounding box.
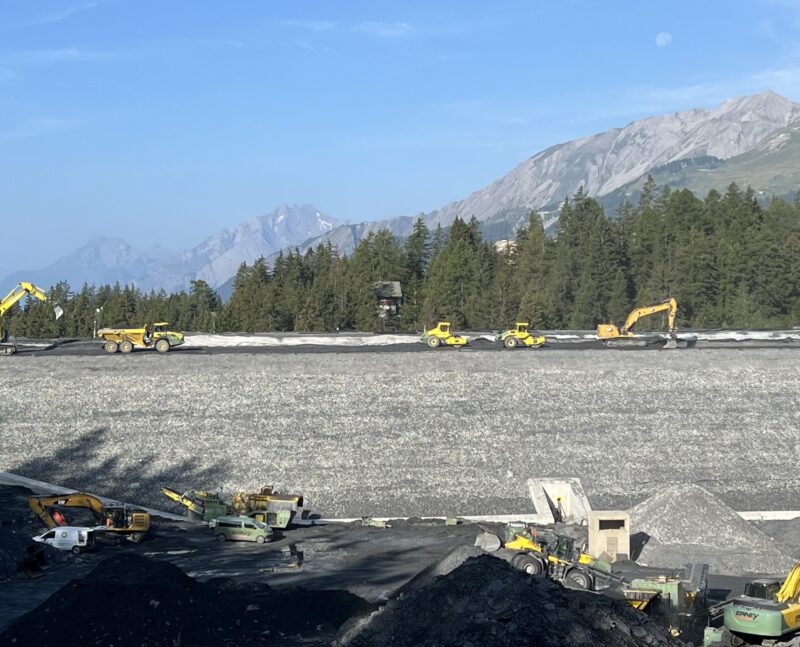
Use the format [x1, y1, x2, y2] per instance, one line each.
[53, 304, 64, 320]
[474, 531, 502, 552]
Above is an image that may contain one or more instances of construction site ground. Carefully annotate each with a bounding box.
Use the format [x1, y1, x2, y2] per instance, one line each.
[3, 348, 800, 516]
[0, 482, 782, 638]
[3, 344, 800, 643]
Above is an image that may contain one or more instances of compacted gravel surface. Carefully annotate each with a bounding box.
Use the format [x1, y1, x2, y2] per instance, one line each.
[2, 349, 799, 517]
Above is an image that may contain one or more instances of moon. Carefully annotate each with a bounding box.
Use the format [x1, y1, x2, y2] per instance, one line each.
[656, 32, 672, 47]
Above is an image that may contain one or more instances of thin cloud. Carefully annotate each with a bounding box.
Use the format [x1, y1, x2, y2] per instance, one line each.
[279, 20, 338, 32]
[1, 48, 119, 65]
[21, 1, 109, 27]
[0, 117, 75, 141]
[355, 22, 412, 37]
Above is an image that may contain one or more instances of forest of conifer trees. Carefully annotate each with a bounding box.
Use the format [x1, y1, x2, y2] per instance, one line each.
[6, 180, 800, 338]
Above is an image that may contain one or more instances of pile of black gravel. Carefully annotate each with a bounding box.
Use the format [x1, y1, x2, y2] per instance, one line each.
[1, 552, 375, 646]
[336, 555, 685, 647]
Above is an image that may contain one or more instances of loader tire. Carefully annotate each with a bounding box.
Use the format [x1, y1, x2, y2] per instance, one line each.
[155, 338, 171, 353]
[517, 554, 544, 576]
[565, 569, 593, 590]
[504, 337, 518, 349]
[427, 336, 441, 348]
[120, 340, 134, 354]
[104, 341, 119, 354]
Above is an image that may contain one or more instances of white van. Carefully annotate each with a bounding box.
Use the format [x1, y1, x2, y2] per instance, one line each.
[33, 526, 99, 554]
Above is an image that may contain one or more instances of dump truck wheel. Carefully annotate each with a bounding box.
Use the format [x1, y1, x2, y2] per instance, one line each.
[104, 341, 119, 354]
[516, 554, 544, 576]
[120, 340, 134, 354]
[427, 336, 441, 348]
[256, 535, 266, 544]
[71, 545, 81, 555]
[216, 533, 226, 542]
[504, 337, 517, 349]
[565, 569, 593, 590]
[155, 338, 170, 353]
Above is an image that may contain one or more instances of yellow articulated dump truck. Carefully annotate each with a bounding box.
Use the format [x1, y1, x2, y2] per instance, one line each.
[97, 322, 184, 354]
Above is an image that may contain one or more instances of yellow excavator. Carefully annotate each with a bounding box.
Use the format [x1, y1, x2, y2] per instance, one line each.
[28, 492, 150, 543]
[704, 562, 800, 646]
[597, 298, 678, 349]
[0, 281, 63, 355]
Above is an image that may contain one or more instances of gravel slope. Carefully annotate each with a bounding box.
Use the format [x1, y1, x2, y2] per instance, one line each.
[2, 349, 799, 517]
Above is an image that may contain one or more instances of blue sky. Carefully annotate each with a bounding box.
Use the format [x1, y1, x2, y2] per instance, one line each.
[2, 0, 800, 276]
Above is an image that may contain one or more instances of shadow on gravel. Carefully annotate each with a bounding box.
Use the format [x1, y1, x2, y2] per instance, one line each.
[13, 427, 229, 511]
[630, 531, 650, 561]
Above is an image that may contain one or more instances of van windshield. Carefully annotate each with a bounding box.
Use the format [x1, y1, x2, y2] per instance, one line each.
[253, 520, 267, 530]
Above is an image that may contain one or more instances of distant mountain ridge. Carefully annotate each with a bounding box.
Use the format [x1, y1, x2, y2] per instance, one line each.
[7, 90, 800, 293]
[3, 204, 343, 294]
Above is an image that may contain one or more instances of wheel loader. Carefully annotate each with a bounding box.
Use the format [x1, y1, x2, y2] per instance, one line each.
[421, 322, 468, 348]
[475, 522, 615, 591]
[495, 322, 545, 349]
[97, 322, 184, 353]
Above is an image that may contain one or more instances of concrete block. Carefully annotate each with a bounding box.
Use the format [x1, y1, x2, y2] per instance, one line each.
[526, 477, 592, 525]
[588, 510, 630, 562]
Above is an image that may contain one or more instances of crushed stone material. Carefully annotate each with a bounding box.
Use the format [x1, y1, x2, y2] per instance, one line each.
[631, 483, 795, 575]
[335, 555, 684, 647]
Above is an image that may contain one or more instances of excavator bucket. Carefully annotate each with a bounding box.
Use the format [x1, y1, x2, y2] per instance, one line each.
[53, 304, 64, 320]
[474, 530, 502, 552]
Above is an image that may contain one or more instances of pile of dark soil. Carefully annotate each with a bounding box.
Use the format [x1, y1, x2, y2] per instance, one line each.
[336, 555, 684, 647]
[0, 486, 65, 579]
[1, 553, 375, 646]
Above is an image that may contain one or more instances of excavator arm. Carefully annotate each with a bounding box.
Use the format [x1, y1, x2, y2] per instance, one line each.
[621, 298, 677, 334]
[0, 282, 61, 317]
[28, 493, 106, 528]
[777, 562, 800, 603]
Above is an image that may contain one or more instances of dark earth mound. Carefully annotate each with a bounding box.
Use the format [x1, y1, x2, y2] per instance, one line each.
[1, 552, 375, 646]
[336, 555, 684, 647]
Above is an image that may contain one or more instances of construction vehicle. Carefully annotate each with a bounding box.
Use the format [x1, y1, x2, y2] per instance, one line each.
[231, 486, 304, 529]
[421, 322, 468, 348]
[495, 322, 545, 349]
[0, 281, 63, 355]
[160, 487, 228, 522]
[597, 298, 678, 349]
[476, 522, 615, 591]
[703, 562, 800, 646]
[28, 493, 150, 543]
[161, 484, 304, 529]
[97, 322, 184, 353]
[622, 569, 710, 642]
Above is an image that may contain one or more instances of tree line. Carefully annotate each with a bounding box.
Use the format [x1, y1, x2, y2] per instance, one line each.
[6, 179, 800, 338]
